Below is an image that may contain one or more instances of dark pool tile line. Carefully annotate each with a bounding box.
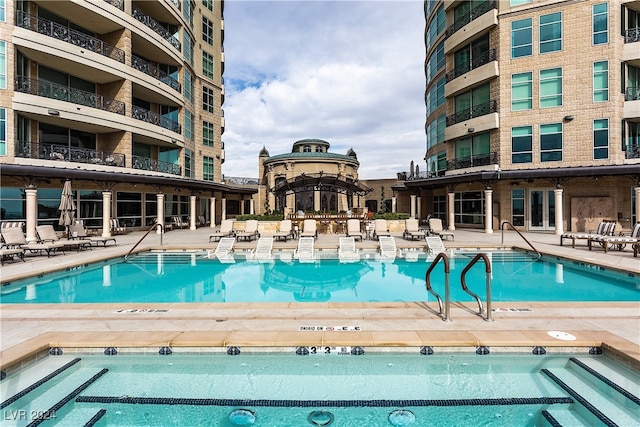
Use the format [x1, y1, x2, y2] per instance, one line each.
[75, 396, 573, 408]
[0, 357, 81, 409]
[541, 368, 617, 427]
[541, 410, 563, 427]
[569, 357, 640, 405]
[83, 409, 107, 427]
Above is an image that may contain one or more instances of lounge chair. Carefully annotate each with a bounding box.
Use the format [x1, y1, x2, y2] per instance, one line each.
[378, 236, 397, 260]
[402, 218, 426, 240]
[1, 227, 66, 257]
[300, 219, 318, 239]
[560, 220, 616, 248]
[213, 237, 236, 260]
[110, 218, 127, 235]
[274, 219, 294, 241]
[68, 224, 117, 247]
[236, 220, 260, 242]
[427, 218, 454, 241]
[36, 225, 90, 252]
[0, 247, 25, 265]
[345, 219, 363, 241]
[373, 219, 391, 240]
[209, 219, 235, 242]
[171, 216, 188, 229]
[588, 222, 640, 253]
[426, 236, 446, 256]
[253, 237, 274, 261]
[295, 237, 315, 262]
[338, 237, 359, 262]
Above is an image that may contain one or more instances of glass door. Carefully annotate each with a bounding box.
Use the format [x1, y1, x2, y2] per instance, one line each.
[529, 189, 555, 231]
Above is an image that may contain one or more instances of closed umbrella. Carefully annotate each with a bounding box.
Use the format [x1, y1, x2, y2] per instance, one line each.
[58, 180, 76, 237]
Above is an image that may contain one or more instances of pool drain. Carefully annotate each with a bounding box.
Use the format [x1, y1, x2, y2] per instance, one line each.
[388, 409, 415, 426]
[229, 408, 255, 425]
[308, 410, 334, 426]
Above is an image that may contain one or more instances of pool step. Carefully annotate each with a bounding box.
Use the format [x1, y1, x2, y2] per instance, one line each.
[44, 407, 106, 427]
[541, 407, 595, 426]
[568, 357, 640, 402]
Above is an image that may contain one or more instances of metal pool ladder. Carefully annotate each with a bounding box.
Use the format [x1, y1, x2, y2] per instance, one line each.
[501, 221, 541, 260]
[460, 253, 494, 322]
[424, 252, 451, 322]
[125, 223, 164, 261]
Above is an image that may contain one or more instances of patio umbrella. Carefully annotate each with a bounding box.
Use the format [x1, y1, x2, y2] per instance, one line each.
[58, 180, 76, 237]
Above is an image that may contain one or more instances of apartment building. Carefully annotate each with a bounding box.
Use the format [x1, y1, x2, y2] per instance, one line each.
[402, 0, 640, 234]
[0, 0, 254, 239]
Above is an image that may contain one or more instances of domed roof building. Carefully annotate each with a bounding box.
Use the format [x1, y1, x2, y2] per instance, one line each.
[257, 139, 371, 215]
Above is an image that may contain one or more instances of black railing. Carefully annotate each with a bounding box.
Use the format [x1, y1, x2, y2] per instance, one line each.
[446, 152, 498, 171]
[15, 76, 126, 115]
[16, 11, 125, 63]
[132, 55, 181, 92]
[446, 100, 497, 126]
[15, 141, 126, 167]
[131, 105, 181, 133]
[132, 155, 182, 175]
[170, 0, 181, 11]
[445, 0, 496, 38]
[132, 5, 181, 51]
[624, 27, 640, 44]
[446, 49, 497, 82]
[103, 0, 124, 10]
[625, 86, 640, 101]
[625, 145, 640, 159]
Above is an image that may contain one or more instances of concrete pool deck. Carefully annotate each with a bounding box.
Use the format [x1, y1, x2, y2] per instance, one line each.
[1, 227, 638, 371]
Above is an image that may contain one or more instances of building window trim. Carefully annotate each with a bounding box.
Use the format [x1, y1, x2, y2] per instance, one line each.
[511, 18, 533, 58]
[511, 72, 533, 111]
[593, 118, 609, 160]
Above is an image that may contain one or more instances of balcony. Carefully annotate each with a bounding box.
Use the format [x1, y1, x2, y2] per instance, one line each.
[624, 27, 640, 44]
[625, 145, 640, 159]
[625, 86, 640, 101]
[132, 155, 182, 175]
[131, 106, 181, 133]
[170, 0, 181, 11]
[16, 11, 125, 63]
[445, 1, 496, 38]
[15, 141, 126, 167]
[15, 76, 126, 115]
[103, 0, 124, 11]
[446, 49, 496, 82]
[132, 5, 181, 51]
[446, 100, 497, 126]
[447, 152, 498, 171]
[132, 55, 181, 92]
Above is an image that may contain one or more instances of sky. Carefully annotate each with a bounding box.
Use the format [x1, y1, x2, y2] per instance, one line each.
[221, 0, 426, 180]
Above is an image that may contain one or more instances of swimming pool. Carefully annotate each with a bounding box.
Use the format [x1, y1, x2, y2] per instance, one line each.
[1, 350, 638, 426]
[0, 251, 637, 304]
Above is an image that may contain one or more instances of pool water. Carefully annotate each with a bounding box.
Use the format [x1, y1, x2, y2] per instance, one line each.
[1, 351, 638, 426]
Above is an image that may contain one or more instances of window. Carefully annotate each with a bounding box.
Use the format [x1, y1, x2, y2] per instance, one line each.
[511, 189, 525, 227]
[511, 18, 532, 58]
[184, 109, 194, 141]
[593, 60, 609, 102]
[183, 0, 194, 28]
[454, 191, 485, 225]
[0, 108, 5, 156]
[116, 192, 142, 228]
[512, 126, 532, 163]
[454, 83, 490, 117]
[539, 12, 562, 53]
[202, 52, 214, 79]
[426, 115, 446, 149]
[202, 17, 214, 45]
[184, 70, 193, 103]
[539, 68, 562, 108]
[203, 86, 215, 113]
[303, 145, 311, 152]
[203, 121, 214, 147]
[184, 32, 194, 66]
[426, 4, 445, 51]
[593, 3, 608, 45]
[432, 194, 446, 222]
[203, 156, 214, 181]
[540, 123, 562, 162]
[184, 149, 194, 178]
[0, 41, 5, 89]
[426, 77, 445, 115]
[594, 119, 609, 159]
[426, 151, 446, 177]
[511, 72, 532, 111]
[510, 0, 531, 5]
[426, 41, 445, 85]
[203, 0, 213, 11]
[0, 0, 5, 21]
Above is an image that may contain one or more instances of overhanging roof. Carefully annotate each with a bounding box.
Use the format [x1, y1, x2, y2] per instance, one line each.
[270, 172, 372, 196]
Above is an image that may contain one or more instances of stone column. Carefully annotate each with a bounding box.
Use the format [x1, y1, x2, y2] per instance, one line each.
[410, 195, 416, 218]
[635, 186, 640, 225]
[221, 197, 227, 221]
[391, 196, 397, 213]
[102, 191, 112, 238]
[447, 192, 456, 230]
[189, 195, 197, 230]
[314, 189, 321, 211]
[484, 189, 493, 234]
[240, 197, 245, 215]
[156, 193, 165, 234]
[554, 188, 564, 235]
[417, 196, 422, 221]
[249, 198, 255, 215]
[25, 188, 38, 242]
[210, 197, 216, 228]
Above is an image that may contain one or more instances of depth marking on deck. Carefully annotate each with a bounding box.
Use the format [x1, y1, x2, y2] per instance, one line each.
[114, 309, 170, 313]
[492, 308, 532, 312]
[299, 326, 362, 331]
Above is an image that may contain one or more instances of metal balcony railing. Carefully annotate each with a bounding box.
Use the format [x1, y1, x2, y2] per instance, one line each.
[132, 55, 181, 92]
[16, 11, 125, 63]
[170, 0, 181, 11]
[625, 86, 640, 101]
[132, 5, 181, 51]
[446, 152, 499, 171]
[446, 100, 497, 126]
[131, 105, 181, 133]
[624, 27, 640, 44]
[625, 145, 640, 159]
[15, 141, 126, 167]
[446, 49, 497, 82]
[445, 0, 496, 38]
[132, 155, 182, 175]
[103, 0, 124, 10]
[15, 76, 126, 115]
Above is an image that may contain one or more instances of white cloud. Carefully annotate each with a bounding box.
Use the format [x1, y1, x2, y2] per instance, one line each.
[222, 1, 425, 179]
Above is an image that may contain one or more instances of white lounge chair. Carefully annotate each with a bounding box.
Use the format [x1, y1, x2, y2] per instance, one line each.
[236, 220, 260, 241]
[213, 237, 236, 261]
[274, 219, 294, 241]
[209, 219, 235, 242]
[338, 237, 359, 262]
[589, 222, 640, 253]
[403, 218, 426, 240]
[346, 219, 363, 241]
[68, 224, 116, 247]
[295, 237, 315, 262]
[1, 227, 66, 258]
[378, 236, 397, 260]
[0, 247, 25, 265]
[254, 237, 274, 261]
[427, 218, 454, 241]
[36, 225, 90, 252]
[373, 219, 391, 240]
[560, 220, 615, 248]
[426, 236, 446, 256]
[300, 219, 318, 239]
[110, 218, 127, 235]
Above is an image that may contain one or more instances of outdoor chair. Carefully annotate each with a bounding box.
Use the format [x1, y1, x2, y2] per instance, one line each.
[274, 219, 294, 241]
[0, 246, 25, 265]
[36, 225, 90, 252]
[300, 219, 318, 239]
[338, 237, 360, 262]
[1, 227, 66, 258]
[209, 219, 236, 242]
[213, 237, 236, 260]
[560, 220, 616, 248]
[588, 222, 640, 253]
[425, 236, 447, 256]
[110, 218, 127, 235]
[68, 223, 117, 247]
[253, 237, 274, 261]
[403, 218, 426, 240]
[378, 236, 397, 260]
[427, 218, 454, 241]
[236, 220, 260, 242]
[171, 216, 188, 229]
[295, 237, 315, 262]
[346, 219, 363, 241]
[372, 219, 391, 240]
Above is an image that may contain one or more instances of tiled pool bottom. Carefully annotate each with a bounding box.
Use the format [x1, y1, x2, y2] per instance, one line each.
[2, 349, 638, 426]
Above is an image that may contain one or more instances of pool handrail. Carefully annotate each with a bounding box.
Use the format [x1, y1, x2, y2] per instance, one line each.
[125, 223, 164, 261]
[501, 221, 541, 260]
[425, 252, 451, 322]
[460, 253, 493, 322]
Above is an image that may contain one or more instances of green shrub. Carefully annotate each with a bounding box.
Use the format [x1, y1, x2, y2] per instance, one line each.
[372, 212, 410, 220]
[235, 214, 284, 221]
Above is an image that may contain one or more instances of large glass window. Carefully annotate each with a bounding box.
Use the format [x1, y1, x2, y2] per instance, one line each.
[202, 52, 214, 79]
[511, 18, 532, 58]
[203, 0, 213, 11]
[426, 41, 445, 85]
[38, 188, 64, 228]
[454, 191, 484, 225]
[0, 108, 5, 156]
[0, 41, 5, 89]
[426, 4, 445, 51]
[511, 189, 525, 227]
[593, 61, 609, 102]
[0, 187, 26, 221]
[202, 17, 214, 45]
[184, 149, 194, 178]
[540, 123, 563, 162]
[539, 12, 562, 53]
[455, 133, 490, 161]
[0, 0, 5, 21]
[117, 192, 142, 227]
[203, 156, 214, 181]
[203, 86, 215, 113]
[511, 72, 532, 111]
[432, 194, 446, 222]
[184, 70, 193, 103]
[184, 32, 194, 66]
[203, 121, 214, 147]
[426, 115, 446, 149]
[539, 68, 562, 108]
[593, 118, 609, 159]
[183, 0, 194, 28]
[426, 151, 446, 177]
[512, 126, 532, 163]
[426, 77, 446, 115]
[184, 109, 194, 141]
[78, 190, 103, 228]
[144, 193, 157, 227]
[593, 3, 608, 45]
[510, 0, 531, 5]
[455, 83, 490, 114]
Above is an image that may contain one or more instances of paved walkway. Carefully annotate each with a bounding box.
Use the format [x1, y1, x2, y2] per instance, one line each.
[1, 227, 638, 371]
